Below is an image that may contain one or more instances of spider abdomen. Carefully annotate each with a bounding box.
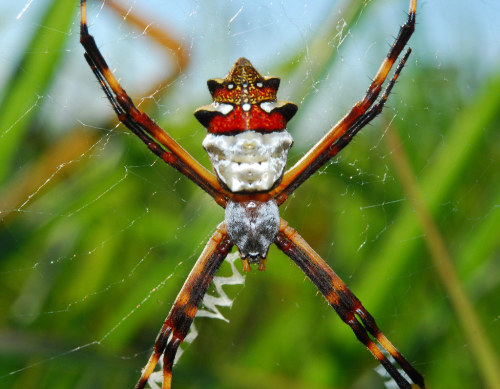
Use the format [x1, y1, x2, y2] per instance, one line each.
[225, 198, 279, 262]
[203, 130, 293, 192]
[194, 58, 298, 193]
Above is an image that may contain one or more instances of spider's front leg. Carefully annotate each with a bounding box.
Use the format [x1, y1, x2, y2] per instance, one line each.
[275, 219, 425, 389]
[135, 223, 233, 389]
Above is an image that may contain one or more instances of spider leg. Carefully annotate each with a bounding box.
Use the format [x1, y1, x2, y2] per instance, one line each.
[275, 219, 425, 389]
[278, 47, 411, 199]
[135, 222, 233, 389]
[79, 0, 229, 207]
[272, 0, 416, 205]
[326, 48, 411, 155]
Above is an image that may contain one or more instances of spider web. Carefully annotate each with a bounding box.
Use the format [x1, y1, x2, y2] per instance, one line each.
[1, 1, 500, 389]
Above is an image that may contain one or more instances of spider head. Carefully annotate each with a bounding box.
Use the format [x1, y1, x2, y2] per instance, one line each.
[225, 198, 280, 267]
[194, 58, 298, 193]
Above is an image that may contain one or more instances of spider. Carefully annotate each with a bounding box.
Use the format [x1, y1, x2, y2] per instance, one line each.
[80, 0, 424, 388]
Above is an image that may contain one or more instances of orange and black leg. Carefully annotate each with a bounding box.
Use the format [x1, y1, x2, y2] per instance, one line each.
[135, 223, 233, 389]
[275, 219, 425, 389]
[272, 0, 417, 205]
[79, 0, 229, 207]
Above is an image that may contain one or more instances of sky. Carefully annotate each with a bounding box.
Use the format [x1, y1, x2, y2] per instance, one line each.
[2, 0, 500, 84]
[1, 0, 499, 142]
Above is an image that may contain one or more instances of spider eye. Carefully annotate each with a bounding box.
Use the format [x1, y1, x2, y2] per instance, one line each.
[256, 82, 263, 88]
[227, 83, 234, 90]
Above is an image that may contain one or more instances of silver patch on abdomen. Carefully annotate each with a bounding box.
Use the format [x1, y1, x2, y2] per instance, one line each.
[225, 199, 280, 260]
[203, 130, 293, 193]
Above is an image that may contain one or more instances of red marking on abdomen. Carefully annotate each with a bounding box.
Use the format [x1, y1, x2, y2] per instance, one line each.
[208, 105, 287, 134]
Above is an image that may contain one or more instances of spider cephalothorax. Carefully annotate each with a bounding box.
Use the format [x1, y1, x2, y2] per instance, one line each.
[80, 0, 425, 387]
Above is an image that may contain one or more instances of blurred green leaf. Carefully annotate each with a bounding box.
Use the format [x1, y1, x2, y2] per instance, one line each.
[0, 0, 76, 182]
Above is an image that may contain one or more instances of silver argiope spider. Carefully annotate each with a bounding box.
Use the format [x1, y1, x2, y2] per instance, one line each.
[79, 0, 424, 388]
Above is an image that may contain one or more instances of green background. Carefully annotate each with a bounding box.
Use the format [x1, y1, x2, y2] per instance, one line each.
[1, 1, 499, 388]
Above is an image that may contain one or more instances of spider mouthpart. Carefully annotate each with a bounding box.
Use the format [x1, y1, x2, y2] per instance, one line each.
[240, 256, 267, 272]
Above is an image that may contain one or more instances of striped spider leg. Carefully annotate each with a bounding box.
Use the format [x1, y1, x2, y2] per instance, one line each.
[80, 0, 229, 208]
[276, 219, 425, 389]
[79, 0, 424, 388]
[271, 0, 416, 205]
[135, 223, 233, 389]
